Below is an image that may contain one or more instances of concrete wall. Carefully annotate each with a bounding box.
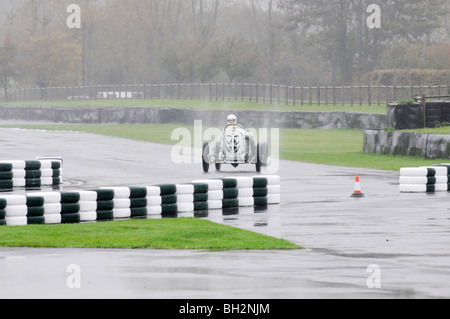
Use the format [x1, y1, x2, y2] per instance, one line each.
[364, 129, 450, 159]
[0, 106, 386, 129]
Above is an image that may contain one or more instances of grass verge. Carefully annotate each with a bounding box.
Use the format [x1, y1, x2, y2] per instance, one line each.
[0, 124, 440, 171]
[0, 99, 387, 114]
[402, 126, 450, 135]
[0, 218, 302, 250]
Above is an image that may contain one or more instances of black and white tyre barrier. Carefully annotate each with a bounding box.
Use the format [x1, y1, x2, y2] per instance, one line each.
[0, 160, 62, 191]
[60, 192, 81, 224]
[159, 184, 178, 215]
[399, 166, 448, 193]
[100, 187, 131, 219]
[129, 187, 148, 218]
[262, 175, 281, 204]
[192, 179, 223, 210]
[27, 192, 62, 225]
[146, 186, 162, 216]
[234, 176, 255, 207]
[0, 175, 281, 226]
[221, 178, 239, 209]
[94, 189, 115, 221]
[78, 191, 98, 222]
[193, 183, 209, 212]
[176, 184, 195, 213]
[3, 195, 28, 226]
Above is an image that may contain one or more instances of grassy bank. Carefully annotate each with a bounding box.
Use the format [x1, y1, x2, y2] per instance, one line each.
[0, 218, 301, 250]
[403, 126, 450, 135]
[0, 124, 439, 171]
[0, 99, 387, 114]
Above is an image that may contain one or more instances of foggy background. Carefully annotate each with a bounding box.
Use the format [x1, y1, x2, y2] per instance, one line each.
[0, 0, 449, 101]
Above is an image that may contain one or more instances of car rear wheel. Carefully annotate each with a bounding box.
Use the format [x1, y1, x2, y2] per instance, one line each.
[202, 142, 210, 173]
[256, 143, 262, 173]
[215, 142, 221, 171]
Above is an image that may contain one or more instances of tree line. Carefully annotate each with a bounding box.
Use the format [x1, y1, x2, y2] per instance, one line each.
[0, 0, 449, 101]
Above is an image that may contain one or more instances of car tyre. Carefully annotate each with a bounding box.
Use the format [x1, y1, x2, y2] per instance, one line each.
[256, 143, 262, 173]
[202, 142, 210, 173]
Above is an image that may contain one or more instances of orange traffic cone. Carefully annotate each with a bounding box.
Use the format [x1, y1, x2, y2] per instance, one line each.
[351, 177, 365, 198]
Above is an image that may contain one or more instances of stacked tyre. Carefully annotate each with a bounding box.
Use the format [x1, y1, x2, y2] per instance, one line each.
[0, 198, 6, 226]
[399, 167, 437, 193]
[50, 160, 62, 187]
[263, 175, 281, 204]
[2, 195, 28, 226]
[25, 161, 42, 189]
[221, 178, 239, 209]
[422, 166, 448, 192]
[146, 186, 162, 216]
[129, 187, 148, 218]
[193, 179, 223, 210]
[106, 187, 131, 219]
[192, 183, 209, 212]
[233, 177, 254, 207]
[60, 192, 81, 224]
[78, 191, 98, 222]
[158, 184, 178, 215]
[432, 164, 450, 191]
[28, 192, 62, 224]
[94, 189, 115, 221]
[252, 177, 269, 206]
[26, 194, 45, 225]
[0, 163, 13, 191]
[0, 160, 62, 191]
[9, 160, 26, 188]
[176, 184, 195, 213]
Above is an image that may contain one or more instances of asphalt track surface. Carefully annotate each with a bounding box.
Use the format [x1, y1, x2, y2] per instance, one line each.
[1, 126, 450, 299]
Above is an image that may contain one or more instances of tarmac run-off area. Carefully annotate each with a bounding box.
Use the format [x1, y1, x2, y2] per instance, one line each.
[0, 127, 449, 299]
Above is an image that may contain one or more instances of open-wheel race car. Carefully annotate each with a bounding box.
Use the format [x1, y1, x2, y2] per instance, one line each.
[202, 115, 268, 173]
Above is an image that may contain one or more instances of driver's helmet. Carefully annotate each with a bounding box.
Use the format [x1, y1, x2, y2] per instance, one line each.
[227, 114, 237, 125]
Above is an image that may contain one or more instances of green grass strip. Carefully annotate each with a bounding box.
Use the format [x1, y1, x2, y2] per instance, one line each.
[0, 218, 301, 250]
[0, 99, 387, 114]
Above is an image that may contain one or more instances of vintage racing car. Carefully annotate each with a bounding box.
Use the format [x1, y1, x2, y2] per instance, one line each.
[202, 115, 268, 173]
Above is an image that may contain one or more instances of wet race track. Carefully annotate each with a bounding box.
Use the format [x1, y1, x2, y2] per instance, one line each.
[1, 126, 450, 299]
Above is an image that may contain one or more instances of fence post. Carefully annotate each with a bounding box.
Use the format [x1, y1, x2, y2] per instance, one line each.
[256, 83, 259, 103]
[309, 87, 312, 106]
[277, 85, 280, 105]
[220, 83, 223, 101]
[293, 86, 296, 106]
[422, 94, 426, 128]
[350, 86, 354, 106]
[270, 84, 272, 105]
[333, 86, 336, 106]
[301, 86, 304, 106]
[286, 85, 288, 106]
[317, 86, 320, 106]
[359, 85, 362, 106]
